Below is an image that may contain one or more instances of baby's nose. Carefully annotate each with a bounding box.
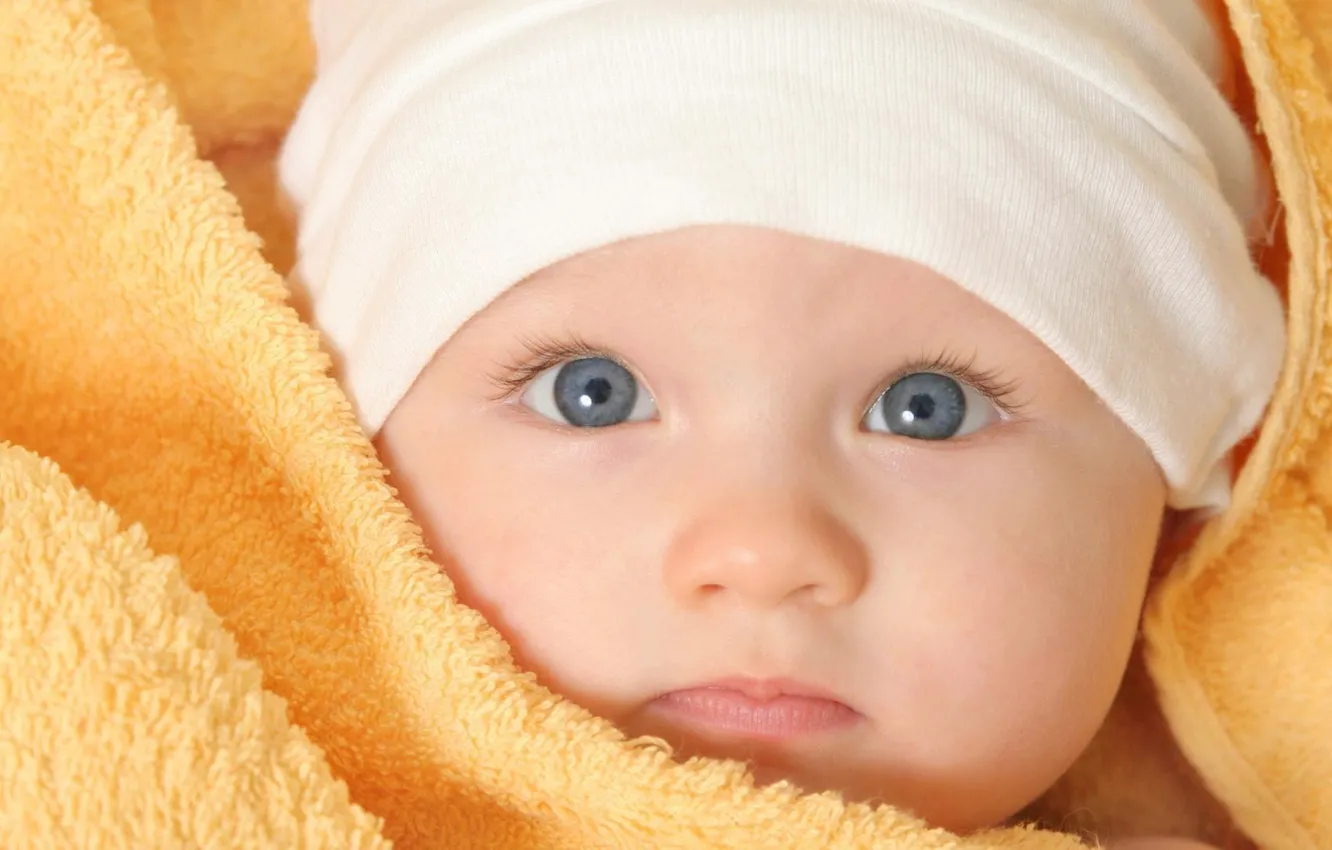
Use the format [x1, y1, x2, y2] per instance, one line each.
[662, 496, 868, 610]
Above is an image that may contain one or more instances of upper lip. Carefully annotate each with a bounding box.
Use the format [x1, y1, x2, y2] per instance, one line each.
[679, 676, 848, 704]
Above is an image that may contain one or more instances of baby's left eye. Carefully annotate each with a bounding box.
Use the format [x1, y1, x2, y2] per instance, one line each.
[863, 372, 1001, 440]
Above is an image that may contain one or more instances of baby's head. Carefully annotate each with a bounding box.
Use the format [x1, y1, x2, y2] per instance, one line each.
[281, 0, 1284, 833]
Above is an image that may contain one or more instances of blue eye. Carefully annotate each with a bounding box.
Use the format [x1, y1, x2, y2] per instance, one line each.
[521, 356, 657, 427]
[864, 372, 999, 440]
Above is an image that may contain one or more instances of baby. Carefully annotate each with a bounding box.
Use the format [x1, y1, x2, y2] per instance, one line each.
[279, 0, 1285, 840]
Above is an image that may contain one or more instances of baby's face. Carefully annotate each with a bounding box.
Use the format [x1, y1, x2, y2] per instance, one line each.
[377, 225, 1167, 832]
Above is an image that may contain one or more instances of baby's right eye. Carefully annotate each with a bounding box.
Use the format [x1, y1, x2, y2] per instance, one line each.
[521, 356, 658, 428]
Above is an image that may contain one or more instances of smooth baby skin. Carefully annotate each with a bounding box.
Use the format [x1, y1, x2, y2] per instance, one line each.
[378, 225, 1168, 832]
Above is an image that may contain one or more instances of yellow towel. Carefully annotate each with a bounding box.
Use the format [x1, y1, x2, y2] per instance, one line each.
[0, 0, 1327, 847]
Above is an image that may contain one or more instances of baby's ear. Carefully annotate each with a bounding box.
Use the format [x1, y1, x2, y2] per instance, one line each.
[1150, 509, 1207, 582]
[1245, 144, 1279, 247]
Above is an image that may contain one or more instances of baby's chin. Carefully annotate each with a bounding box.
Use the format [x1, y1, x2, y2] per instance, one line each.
[621, 704, 1041, 834]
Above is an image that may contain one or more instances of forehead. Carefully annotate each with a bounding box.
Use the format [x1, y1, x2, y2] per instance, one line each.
[478, 225, 1042, 354]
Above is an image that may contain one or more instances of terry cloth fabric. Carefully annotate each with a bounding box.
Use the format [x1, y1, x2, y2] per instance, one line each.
[280, 0, 1284, 511]
[0, 0, 1329, 847]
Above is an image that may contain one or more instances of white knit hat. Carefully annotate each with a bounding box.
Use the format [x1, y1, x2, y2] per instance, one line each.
[279, 0, 1285, 510]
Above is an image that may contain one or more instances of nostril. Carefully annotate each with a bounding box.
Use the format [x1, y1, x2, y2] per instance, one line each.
[806, 582, 846, 608]
[662, 501, 869, 609]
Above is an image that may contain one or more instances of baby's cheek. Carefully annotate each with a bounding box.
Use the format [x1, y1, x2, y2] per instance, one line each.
[829, 455, 1158, 831]
[871, 434, 1161, 759]
[378, 424, 601, 695]
[420, 449, 665, 717]
[907, 514, 1138, 721]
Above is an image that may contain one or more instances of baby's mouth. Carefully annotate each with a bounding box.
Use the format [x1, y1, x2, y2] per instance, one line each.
[647, 677, 861, 741]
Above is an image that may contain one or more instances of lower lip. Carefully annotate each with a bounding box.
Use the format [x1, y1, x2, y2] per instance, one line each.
[652, 689, 860, 740]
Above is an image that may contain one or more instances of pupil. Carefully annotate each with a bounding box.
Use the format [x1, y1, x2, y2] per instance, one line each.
[879, 371, 966, 441]
[581, 377, 612, 408]
[553, 357, 639, 427]
[907, 394, 935, 421]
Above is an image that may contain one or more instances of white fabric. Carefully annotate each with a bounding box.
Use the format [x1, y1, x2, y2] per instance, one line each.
[279, 0, 1286, 510]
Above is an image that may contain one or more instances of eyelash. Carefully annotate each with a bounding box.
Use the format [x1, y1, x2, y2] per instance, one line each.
[877, 351, 1028, 418]
[487, 335, 1028, 416]
[487, 333, 611, 401]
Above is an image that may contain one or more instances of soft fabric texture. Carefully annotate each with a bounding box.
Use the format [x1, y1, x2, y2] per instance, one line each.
[280, 0, 1284, 510]
[0, 0, 1328, 847]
